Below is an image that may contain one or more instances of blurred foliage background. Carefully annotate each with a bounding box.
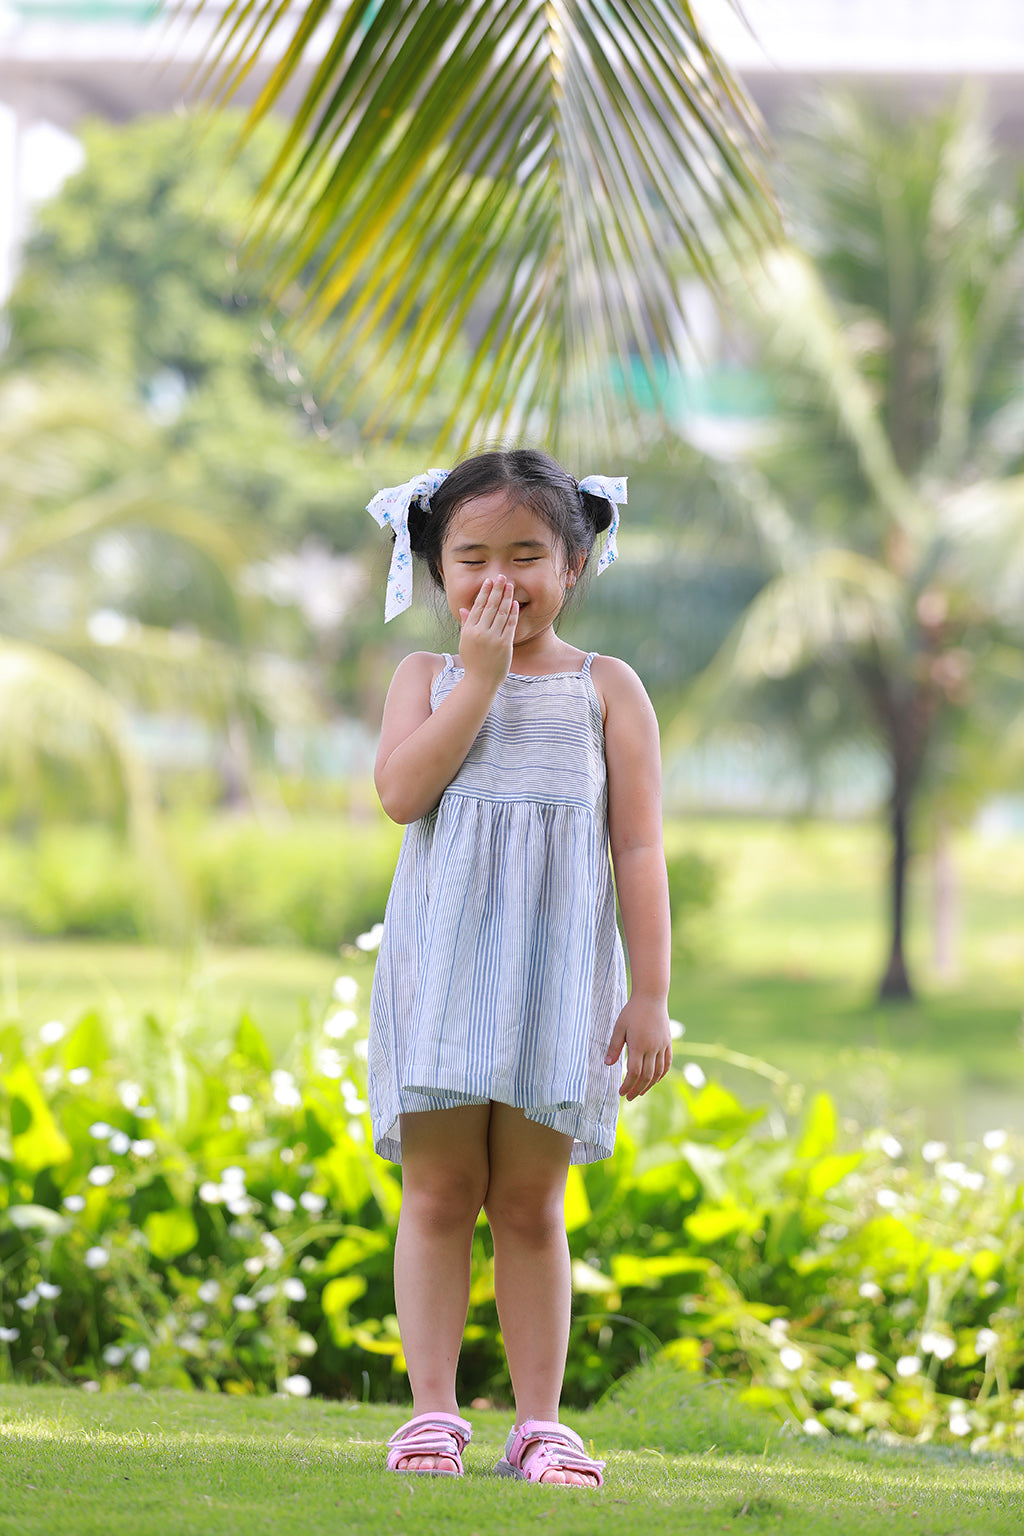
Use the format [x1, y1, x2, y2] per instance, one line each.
[1, 0, 1023, 1445]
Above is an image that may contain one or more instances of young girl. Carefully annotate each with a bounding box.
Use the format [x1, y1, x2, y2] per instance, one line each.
[366, 449, 672, 1487]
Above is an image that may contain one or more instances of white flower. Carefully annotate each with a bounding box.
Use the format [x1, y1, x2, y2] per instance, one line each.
[232, 1295, 258, 1313]
[0, 1327, 20, 1343]
[921, 1331, 956, 1361]
[221, 1166, 247, 1188]
[108, 1132, 132, 1156]
[226, 1196, 253, 1217]
[856, 1352, 878, 1371]
[949, 1412, 971, 1437]
[992, 1153, 1014, 1177]
[36, 1282, 61, 1301]
[355, 924, 384, 952]
[118, 1081, 143, 1111]
[340, 1081, 368, 1115]
[178, 1332, 202, 1352]
[802, 1417, 827, 1436]
[272, 1190, 296, 1213]
[282, 1374, 312, 1397]
[199, 1182, 224, 1205]
[131, 1140, 156, 1158]
[683, 1062, 706, 1089]
[260, 1232, 285, 1262]
[282, 1278, 307, 1302]
[228, 1094, 253, 1113]
[896, 1355, 922, 1377]
[82, 1381, 100, 1393]
[323, 1009, 358, 1039]
[16, 1292, 38, 1311]
[243, 1257, 265, 1277]
[669, 1019, 686, 1039]
[331, 975, 359, 1004]
[89, 1122, 114, 1141]
[271, 1070, 302, 1109]
[858, 1281, 883, 1301]
[881, 1136, 903, 1158]
[68, 1067, 92, 1086]
[316, 1048, 344, 1080]
[353, 1039, 369, 1061]
[255, 1284, 278, 1305]
[983, 1129, 1008, 1151]
[130, 1346, 150, 1373]
[84, 1247, 109, 1269]
[299, 1192, 327, 1214]
[938, 1160, 968, 1185]
[197, 1280, 221, 1304]
[976, 1328, 999, 1355]
[876, 1189, 898, 1210]
[103, 1345, 126, 1366]
[829, 1380, 858, 1404]
[88, 1166, 116, 1187]
[780, 1346, 803, 1372]
[922, 1140, 947, 1163]
[64, 1195, 86, 1213]
[39, 1020, 66, 1045]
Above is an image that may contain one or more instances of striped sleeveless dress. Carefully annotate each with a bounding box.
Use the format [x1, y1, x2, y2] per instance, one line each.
[368, 651, 626, 1165]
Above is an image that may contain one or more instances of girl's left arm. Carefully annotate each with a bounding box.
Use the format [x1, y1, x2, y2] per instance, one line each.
[594, 656, 673, 1100]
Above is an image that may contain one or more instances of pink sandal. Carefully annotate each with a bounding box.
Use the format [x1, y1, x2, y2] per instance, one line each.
[385, 1411, 472, 1476]
[495, 1420, 605, 1487]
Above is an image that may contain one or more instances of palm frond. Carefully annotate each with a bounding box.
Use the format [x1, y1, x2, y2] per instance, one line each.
[184, 0, 778, 453]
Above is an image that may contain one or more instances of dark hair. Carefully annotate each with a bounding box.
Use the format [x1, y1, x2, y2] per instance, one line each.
[406, 448, 613, 590]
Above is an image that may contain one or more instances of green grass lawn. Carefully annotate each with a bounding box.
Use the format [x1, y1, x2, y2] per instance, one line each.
[2, 818, 1021, 1141]
[1, 1377, 1022, 1536]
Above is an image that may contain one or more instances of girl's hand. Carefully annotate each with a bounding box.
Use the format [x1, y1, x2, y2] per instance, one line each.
[458, 576, 518, 690]
[605, 997, 673, 1100]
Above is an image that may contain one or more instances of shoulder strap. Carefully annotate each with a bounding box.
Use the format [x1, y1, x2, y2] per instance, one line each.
[581, 651, 597, 676]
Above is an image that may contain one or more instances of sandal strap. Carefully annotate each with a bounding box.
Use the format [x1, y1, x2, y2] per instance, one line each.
[388, 1413, 472, 1449]
[504, 1419, 605, 1484]
[386, 1411, 472, 1468]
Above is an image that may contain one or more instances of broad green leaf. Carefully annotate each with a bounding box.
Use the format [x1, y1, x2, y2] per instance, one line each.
[144, 1207, 200, 1261]
[798, 1093, 838, 1160]
[234, 1013, 273, 1072]
[564, 1164, 591, 1232]
[685, 1202, 758, 1244]
[3, 1061, 72, 1171]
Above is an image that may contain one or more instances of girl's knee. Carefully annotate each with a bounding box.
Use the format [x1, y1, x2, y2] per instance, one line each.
[402, 1166, 485, 1233]
[485, 1186, 567, 1247]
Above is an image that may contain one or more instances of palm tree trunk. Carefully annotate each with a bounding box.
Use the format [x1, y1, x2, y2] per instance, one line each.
[879, 781, 914, 1000]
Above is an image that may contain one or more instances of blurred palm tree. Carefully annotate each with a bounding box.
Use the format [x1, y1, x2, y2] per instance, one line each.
[186, 0, 776, 453]
[0, 373, 263, 916]
[686, 91, 1024, 999]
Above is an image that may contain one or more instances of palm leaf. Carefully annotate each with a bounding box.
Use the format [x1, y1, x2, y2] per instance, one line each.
[184, 0, 777, 453]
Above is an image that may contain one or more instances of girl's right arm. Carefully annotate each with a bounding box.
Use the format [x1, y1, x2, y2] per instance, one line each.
[374, 575, 518, 823]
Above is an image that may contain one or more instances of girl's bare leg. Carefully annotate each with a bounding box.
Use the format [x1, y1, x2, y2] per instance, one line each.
[392, 1104, 490, 1471]
[484, 1105, 595, 1486]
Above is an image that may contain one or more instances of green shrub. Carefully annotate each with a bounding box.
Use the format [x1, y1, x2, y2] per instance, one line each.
[0, 816, 402, 951]
[1, 996, 1022, 1456]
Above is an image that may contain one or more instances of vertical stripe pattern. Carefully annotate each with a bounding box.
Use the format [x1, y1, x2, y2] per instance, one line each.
[368, 653, 626, 1164]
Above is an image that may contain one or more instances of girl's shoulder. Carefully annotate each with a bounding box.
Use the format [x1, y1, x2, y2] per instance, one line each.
[390, 650, 450, 689]
[588, 653, 653, 723]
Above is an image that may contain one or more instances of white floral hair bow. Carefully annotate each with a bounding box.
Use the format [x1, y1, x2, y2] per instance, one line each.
[579, 474, 627, 573]
[366, 468, 449, 621]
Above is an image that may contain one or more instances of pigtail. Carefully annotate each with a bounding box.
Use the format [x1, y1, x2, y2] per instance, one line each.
[577, 486, 614, 536]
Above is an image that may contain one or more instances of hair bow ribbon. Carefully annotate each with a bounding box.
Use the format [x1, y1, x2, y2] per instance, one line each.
[366, 468, 449, 621]
[578, 475, 627, 573]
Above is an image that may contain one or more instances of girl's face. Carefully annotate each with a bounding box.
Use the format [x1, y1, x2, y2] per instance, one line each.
[439, 492, 577, 651]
